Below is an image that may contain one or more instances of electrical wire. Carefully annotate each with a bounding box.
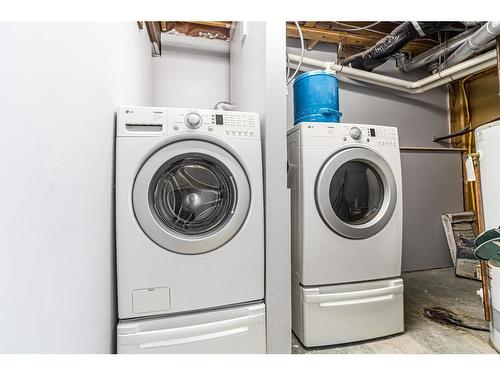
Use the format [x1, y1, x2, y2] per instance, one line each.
[286, 51, 291, 81]
[286, 21, 304, 85]
[330, 21, 381, 32]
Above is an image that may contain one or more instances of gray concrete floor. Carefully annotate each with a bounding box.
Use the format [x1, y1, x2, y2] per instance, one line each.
[292, 267, 496, 354]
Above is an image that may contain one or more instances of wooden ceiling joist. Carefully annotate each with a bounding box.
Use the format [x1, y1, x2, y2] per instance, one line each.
[145, 21, 162, 56]
[286, 23, 437, 55]
[304, 21, 317, 28]
[159, 21, 231, 40]
[306, 40, 319, 51]
[189, 21, 232, 29]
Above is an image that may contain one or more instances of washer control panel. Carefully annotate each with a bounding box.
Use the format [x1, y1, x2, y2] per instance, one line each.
[168, 108, 260, 139]
[117, 106, 260, 139]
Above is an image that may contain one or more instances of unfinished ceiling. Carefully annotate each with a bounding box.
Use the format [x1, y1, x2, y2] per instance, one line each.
[138, 21, 232, 55]
[143, 21, 470, 59]
[286, 21, 441, 56]
[287, 22, 497, 67]
[160, 21, 231, 40]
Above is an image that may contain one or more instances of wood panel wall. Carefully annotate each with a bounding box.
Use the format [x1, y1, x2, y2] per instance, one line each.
[449, 67, 500, 230]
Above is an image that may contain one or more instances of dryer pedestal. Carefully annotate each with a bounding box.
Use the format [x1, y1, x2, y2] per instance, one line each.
[292, 274, 404, 348]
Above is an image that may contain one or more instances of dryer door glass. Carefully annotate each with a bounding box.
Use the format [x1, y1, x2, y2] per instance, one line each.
[316, 147, 397, 239]
[329, 161, 384, 225]
[149, 154, 236, 236]
[133, 140, 251, 255]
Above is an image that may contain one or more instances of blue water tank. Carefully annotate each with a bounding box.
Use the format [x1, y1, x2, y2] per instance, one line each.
[293, 70, 342, 125]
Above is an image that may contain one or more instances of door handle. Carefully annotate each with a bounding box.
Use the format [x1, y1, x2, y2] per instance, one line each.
[304, 284, 403, 304]
[138, 326, 249, 349]
[319, 294, 394, 308]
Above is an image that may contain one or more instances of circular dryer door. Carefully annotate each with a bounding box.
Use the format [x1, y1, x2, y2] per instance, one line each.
[316, 147, 397, 239]
[133, 140, 250, 254]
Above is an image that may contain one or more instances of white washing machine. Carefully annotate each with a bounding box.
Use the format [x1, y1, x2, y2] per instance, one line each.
[115, 107, 266, 353]
[288, 123, 404, 347]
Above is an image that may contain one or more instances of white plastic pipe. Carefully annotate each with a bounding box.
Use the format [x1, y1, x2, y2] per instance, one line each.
[288, 49, 497, 94]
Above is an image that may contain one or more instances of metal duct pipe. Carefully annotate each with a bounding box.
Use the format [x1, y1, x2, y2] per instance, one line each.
[477, 39, 498, 54]
[442, 21, 500, 69]
[461, 21, 483, 27]
[288, 49, 497, 94]
[400, 26, 480, 72]
[342, 21, 450, 71]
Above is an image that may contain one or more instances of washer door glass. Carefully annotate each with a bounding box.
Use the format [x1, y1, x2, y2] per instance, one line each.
[133, 140, 250, 254]
[330, 161, 384, 225]
[149, 155, 236, 236]
[316, 147, 397, 239]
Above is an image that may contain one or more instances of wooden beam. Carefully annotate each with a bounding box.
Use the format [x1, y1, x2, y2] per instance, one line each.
[286, 24, 436, 55]
[497, 36, 500, 103]
[145, 21, 162, 56]
[306, 40, 319, 51]
[467, 68, 500, 126]
[189, 21, 231, 29]
[304, 21, 317, 28]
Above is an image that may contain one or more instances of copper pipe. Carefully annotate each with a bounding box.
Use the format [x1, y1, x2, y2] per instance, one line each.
[496, 36, 500, 102]
[472, 154, 491, 321]
[480, 261, 491, 321]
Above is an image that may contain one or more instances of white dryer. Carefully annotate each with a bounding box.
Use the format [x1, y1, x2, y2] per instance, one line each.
[115, 107, 264, 320]
[288, 123, 404, 347]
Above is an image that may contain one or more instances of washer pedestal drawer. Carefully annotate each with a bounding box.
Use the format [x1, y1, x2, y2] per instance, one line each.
[292, 276, 404, 347]
[117, 302, 266, 354]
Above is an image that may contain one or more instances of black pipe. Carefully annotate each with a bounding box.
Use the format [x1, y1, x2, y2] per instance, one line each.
[432, 126, 472, 142]
[342, 22, 451, 71]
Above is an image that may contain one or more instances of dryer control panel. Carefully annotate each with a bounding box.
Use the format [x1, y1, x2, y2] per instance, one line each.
[290, 122, 399, 148]
[117, 106, 260, 140]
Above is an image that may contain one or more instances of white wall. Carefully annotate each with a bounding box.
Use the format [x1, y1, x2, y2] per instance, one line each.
[230, 22, 291, 354]
[286, 39, 462, 271]
[153, 34, 229, 109]
[0, 22, 152, 353]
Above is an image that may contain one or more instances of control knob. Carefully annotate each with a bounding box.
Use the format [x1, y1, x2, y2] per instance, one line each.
[185, 112, 202, 129]
[349, 127, 362, 140]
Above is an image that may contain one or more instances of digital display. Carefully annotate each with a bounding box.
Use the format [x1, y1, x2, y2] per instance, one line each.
[215, 114, 224, 125]
[370, 128, 376, 137]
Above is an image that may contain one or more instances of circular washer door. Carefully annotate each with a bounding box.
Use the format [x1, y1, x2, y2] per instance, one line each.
[316, 147, 397, 239]
[133, 140, 250, 254]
